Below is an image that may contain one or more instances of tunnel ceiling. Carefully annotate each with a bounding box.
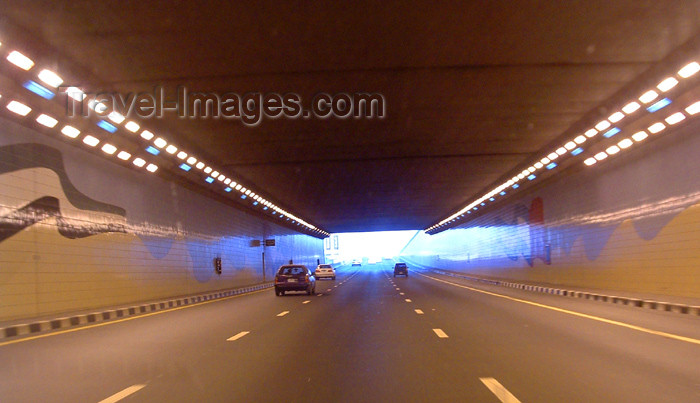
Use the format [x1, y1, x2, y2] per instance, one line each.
[2, 1, 700, 233]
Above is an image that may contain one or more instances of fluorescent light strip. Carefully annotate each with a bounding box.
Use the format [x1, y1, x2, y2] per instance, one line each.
[125, 121, 140, 133]
[82, 135, 99, 147]
[621, 101, 640, 114]
[108, 112, 125, 124]
[36, 114, 58, 128]
[647, 122, 665, 134]
[584, 128, 598, 138]
[618, 138, 633, 149]
[6, 100, 31, 116]
[154, 137, 167, 148]
[639, 90, 658, 104]
[608, 112, 624, 123]
[7, 50, 34, 70]
[606, 145, 620, 155]
[685, 101, 700, 115]
[657, 77, 678, 92]
[665, 112, 685, 125]
[678, 62, 700, 78]
[594, 120, 611, 131]
[61, 125, 80, 138]
[23, 81, 54, 100]
[101, 143, 117, 155]
[632, 131, 648, 142]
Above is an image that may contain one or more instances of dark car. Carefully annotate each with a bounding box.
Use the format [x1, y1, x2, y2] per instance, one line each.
[274, 265, 316, 296]
[393, 263, 408, 277]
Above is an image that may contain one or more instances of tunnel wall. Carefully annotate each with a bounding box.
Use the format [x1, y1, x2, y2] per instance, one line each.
[401, 122, 700, 299]
[0, 117, 324, 321]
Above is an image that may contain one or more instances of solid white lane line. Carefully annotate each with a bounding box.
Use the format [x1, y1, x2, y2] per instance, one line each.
[303, 300, 311, 304]
[227, 331, 250, 341]
[405, 299, 412, 302]
[414, 309, 424, 315]
[432, 328, 448, 338]
[98, 384, 147, 403]
[277, 311, 290, 317]
[421, 273, 700, 346]
[479, 377, 521, 403]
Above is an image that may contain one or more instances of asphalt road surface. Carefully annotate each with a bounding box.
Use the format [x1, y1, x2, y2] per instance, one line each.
[1, 263, 699, 402]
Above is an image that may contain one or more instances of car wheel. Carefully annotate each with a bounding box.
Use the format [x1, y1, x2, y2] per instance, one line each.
[275, 288, 280, 296]
[281, 291, 285, 296]
[332, 276, 336, 280]
[307, 286, 312, 295]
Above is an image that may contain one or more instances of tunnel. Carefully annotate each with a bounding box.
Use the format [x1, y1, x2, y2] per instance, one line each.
[0, 2, 699, 402]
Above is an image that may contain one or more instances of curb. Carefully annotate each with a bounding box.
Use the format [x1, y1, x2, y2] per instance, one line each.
[1, 283, 274, 341]
[430, 270, 700, 316]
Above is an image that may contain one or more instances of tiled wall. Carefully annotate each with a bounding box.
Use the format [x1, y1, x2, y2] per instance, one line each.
[0, 118, 324, 321]
[401, 121, 700, 299]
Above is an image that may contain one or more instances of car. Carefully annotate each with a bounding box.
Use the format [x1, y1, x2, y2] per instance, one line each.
[393, 263, 408, 277]
[274, 265, 316, 296]
[351, 260, 362, 266]
[315, 264, 336, 280]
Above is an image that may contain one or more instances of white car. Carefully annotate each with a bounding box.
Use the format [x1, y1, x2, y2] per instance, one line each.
[315, 264, 336, 280]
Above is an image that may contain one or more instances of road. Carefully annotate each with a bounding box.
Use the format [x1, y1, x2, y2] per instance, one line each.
[1, 262, 699, 402]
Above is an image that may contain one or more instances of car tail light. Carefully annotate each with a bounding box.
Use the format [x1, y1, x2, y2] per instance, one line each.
[305, 274, 310, 282]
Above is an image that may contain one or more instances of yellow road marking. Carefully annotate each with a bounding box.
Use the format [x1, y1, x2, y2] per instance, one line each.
[227, 331, 250, 341]
[99, 384, 147, 403]
[420, 273, 700, 346]
[433, 328, 449, 338]
[480, 377, 521, 403]
[0, 288, 268, 347]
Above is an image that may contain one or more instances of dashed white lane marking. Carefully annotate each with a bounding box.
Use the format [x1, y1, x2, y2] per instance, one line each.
[334, 285, 338, 288]
[395, 288, 400, 290]
[227, 331, 250, 341]
[400, 292, 405, 295]
[326, 288, 332, 291]
[414, 309, 424, 315]
[277, 311, 290, 317]
[405, 299, 412, 303]
[317, 293, 323, 296]
[98, 384, 147, 403]
[303, 300, 311, 304]
[479, 377, 521, 403]
[432, 328, 448, 338]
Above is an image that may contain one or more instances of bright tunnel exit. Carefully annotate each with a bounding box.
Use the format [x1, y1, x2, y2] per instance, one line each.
[323, 230, 419, 266]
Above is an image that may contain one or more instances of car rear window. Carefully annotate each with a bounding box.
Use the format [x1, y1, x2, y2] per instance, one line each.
[278, 266, 307, 275]
[395, 263, 407, 268]
[319, 265, 332, 268]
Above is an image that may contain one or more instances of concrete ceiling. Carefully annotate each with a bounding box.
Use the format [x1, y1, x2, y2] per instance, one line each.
[3, 1, 700, 232]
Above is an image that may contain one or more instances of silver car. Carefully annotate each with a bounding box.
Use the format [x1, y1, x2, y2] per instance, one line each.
[315, 264, 336, 280]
